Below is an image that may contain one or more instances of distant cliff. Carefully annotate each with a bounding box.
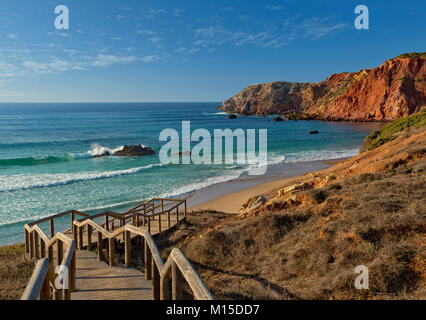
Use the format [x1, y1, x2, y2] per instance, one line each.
[220, 52, 426, 121]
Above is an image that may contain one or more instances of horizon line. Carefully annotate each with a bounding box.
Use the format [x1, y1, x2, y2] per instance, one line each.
[0, 101, 222, 104]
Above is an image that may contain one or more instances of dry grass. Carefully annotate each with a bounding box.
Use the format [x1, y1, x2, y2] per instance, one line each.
[173, 164, 425, 300]
[157, 124, 426, 300]
[0, 243, 35, 300]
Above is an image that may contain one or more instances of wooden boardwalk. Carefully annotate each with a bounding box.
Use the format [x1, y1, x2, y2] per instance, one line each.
[71, 250, 152, 300]
[22, 198, 214, 301]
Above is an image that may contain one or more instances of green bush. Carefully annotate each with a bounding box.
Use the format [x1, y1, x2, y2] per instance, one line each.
[365, 111, 426, 150]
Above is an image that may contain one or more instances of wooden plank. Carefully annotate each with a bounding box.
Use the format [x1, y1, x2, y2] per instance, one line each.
[72, 250, 152, 300]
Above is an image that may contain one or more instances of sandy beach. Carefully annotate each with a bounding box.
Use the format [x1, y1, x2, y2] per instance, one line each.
[188, 158, 346, 213]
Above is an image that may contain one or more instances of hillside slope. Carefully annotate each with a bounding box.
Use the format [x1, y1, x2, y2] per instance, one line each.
[170, 113, 426, 299]
[221, 52, 426, 121]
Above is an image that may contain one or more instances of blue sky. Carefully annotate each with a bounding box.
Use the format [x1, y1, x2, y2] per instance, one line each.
[0, 0, 424, 102]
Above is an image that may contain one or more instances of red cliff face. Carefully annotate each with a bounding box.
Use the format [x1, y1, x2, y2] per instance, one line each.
[221, 53, 426, 121]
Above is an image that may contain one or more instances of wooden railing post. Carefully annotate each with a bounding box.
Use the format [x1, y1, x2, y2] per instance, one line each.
[29, 231, 34, 259]
[40, 267, 51, 300]
[55, 240, 64, 300]
[97, 232, 103, 261]
[40, 239, 46, 258]
[172, 261, 184, 300]
[70, 212, 75, 236]
[105, 215, 109, 231]
[159, 213, 162, 232]
[144, 239, 152, 280]
[168, 210, 171, 229]
[34, 232, 40, 259]
[87, 225, 92, 251]
[73, 223, 78, 246]
[125, 230, 131, 267]
[109, 237, 115, 267]
[148, 217, 151, 233]
[152, 259, 160, 300]
[24, 229, 30, 258]
[57, 240, 63, 265]
[70, 249, 76, 292]
[176, 206, 180, 222]
[78, 226, 83, 250]
[64, 269, 71, 300]
[184, 200, 187, 219]
[50, 219, 54, 238]
[160, 275, 170, 300]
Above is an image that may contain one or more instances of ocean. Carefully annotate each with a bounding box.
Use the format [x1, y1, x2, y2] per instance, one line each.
[0, 102, 380, 246]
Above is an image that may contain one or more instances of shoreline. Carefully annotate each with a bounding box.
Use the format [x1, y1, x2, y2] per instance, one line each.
[186, 158, 346, 213]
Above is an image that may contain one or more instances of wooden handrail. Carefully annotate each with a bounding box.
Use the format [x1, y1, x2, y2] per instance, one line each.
[24, 222, 76, 300]
[160, 248, 214, 300]
[27, 210, 89, 226]
[23, 198, 212, 300]
[21, 258, 51, 300]
[72, 205, 212, 300]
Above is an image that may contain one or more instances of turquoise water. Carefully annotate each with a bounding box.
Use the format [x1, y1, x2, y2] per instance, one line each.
[0, 103, 377, 245]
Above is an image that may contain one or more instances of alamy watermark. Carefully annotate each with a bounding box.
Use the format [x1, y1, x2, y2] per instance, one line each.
[159, 121, 268, 175]
[355, 5, 369, 30]
[55, 5, 69, 30]
[354, 265, 369, 289]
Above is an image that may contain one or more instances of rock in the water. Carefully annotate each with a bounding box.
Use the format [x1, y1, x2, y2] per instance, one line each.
[93, 151, 110, 158]
[308, 130, 319, 134]
[114, 145, 155, 156]
[227, 114, 237, 119]
[273, 117, 284, 122]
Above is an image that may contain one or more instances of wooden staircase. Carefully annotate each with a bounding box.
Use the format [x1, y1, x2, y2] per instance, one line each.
[21, 198, 214, 301]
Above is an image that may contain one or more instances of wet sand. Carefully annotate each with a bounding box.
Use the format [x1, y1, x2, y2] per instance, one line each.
[186, 158, 347, 213]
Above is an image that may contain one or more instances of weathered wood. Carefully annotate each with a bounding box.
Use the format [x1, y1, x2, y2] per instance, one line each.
[29, 231, 34, 259]
[144, 239, 152, 280]
[125, 230, 131, 267]
[70, 249, 76, 292]
[57, 240, 63, 265]
[50, 219, 55, 237]
[23, 198, 211, 301]
[40, 268, 51, 300]
[73, 224, 78, 247]
[87, 225, 92, 251]
[108, 238, 115, 267]
[70, 212, 75, 236]
[152, 259, 160, 300]
[34, 232, 40, 259]
[97, 232, 103, 261]
[172, 261, 183, 300]
[27, 210, 88, 227]
[24, 229, 30, 257]
[171, 248, 215, 300]
[160, 276, 170, 300]
[40, 239, 46, 258]
[78, 226, 83, 250]
[21, 258, 50, 300]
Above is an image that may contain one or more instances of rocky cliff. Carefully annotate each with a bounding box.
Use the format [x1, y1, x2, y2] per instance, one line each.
[221, 52, 426, 121]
